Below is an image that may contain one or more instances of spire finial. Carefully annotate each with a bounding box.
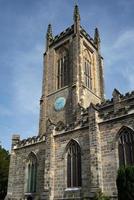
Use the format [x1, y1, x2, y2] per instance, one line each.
[73, 2, 80, 34]
[46, 24, 53, 51]
[47, 24, 53, 39]
[73, 2, 80, 21]
[94, 27, 101, 50]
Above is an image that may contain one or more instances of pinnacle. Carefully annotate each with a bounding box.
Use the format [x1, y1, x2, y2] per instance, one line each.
[73, 3, 80, 21]
[47, 24, 53, 39]
[94, 27, 100, 42]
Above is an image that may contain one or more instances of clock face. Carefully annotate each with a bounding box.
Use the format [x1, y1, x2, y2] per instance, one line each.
[54, 97, 66, 111]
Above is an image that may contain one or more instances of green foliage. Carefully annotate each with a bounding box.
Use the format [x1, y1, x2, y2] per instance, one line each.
[116, 166, 134, 200]
[0, 145, 10, 200]
[93, 189, 110, 200]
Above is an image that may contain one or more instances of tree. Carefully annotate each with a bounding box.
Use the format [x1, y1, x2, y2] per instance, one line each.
[116, 166, 134, 200]
[0, 145, 10, 200]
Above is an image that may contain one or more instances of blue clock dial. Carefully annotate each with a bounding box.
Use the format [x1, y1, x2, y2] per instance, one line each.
[54, 97, 66, 111]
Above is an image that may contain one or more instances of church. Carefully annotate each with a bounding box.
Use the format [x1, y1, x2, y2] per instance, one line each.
[7, 4, 134, 200]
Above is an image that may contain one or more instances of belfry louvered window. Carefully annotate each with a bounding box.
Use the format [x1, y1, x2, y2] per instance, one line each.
[67, 140, 81, 187]
[118, 127, 134, 167]
[84, 58, 92, 89]
[26, 153, 37, 193]
[57, 55, 69, 89]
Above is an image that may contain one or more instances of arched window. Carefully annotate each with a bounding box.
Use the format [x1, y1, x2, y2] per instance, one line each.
[83, 49, 92, 90]
[118, 127, 134, 167]
[66, 140, 81, 188]
[26, 153, 37, 193]
[84, 58, 92, 89]
[57, 49, 69, 89]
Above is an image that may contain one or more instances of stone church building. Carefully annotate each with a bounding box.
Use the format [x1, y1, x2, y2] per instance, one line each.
[7, 5, 134, 200]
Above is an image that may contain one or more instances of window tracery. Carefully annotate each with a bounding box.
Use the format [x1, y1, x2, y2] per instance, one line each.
[83, 50, 92, 89]
[25, 152, 37, 193]
[57, 48, 69, 89]
[118, 127, 134, 166]
[66, 140, 81, 187]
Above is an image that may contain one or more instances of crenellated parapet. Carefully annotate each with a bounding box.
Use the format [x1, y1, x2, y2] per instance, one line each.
[95, 89, 134, 122]
[12, 134, 46, 150]
[45, 24, 102, 57]
[45, 24, 98, 50]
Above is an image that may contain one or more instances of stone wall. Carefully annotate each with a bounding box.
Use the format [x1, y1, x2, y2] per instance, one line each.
[7, 135, 46, 200]
[100, 113, 134, 197]
[48, 127, 91, 199]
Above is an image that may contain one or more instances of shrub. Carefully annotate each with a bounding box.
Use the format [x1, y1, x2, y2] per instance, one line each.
[0, 145, 10, 200]
[116, 166, 134, 200]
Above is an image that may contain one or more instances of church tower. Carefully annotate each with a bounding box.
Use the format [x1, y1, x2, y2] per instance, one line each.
[39, 5, 104, 135]
[8, 4, 134, 200]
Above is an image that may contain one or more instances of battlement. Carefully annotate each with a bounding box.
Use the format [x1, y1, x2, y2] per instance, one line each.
[97, 89, 134, 107]
[48, 25, 74, 47]
[80, 26, 97, 49]
[48, 24, 97, 49]
[95, 89, 134, 121]
[12, 134, 46, 150]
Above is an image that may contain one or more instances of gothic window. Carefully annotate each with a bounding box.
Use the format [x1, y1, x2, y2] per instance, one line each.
[66, 140, 81, 188]
[84, 58, 92, 89]
[26, 153, 37, 193]
[57, 50, 69, 89]
[83, 49, 92, 90]
[118, 127, 134, 167]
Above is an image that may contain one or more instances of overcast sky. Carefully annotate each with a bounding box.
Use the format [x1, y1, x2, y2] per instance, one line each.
[0, 0, 134, 150]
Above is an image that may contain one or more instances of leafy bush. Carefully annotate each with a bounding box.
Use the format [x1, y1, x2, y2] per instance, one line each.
[116, 166, 134, 200]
